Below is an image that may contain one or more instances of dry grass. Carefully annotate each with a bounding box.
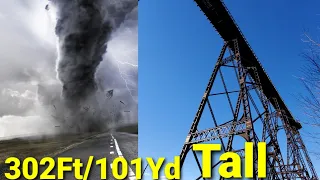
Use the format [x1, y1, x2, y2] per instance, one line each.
[0, 132, 101, 178]
[115, 123, 138, 134]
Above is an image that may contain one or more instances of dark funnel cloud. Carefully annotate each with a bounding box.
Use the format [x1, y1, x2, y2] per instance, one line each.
[50, 0, 137, 110]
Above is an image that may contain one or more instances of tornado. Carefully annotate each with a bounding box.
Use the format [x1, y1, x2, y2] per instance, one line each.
[49, 0, 137, 110]
[46, 0, 137, 132]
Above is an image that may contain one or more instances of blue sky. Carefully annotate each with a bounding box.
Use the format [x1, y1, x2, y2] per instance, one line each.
[139, 0, 320, 179]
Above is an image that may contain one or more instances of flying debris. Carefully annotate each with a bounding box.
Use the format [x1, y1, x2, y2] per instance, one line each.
[120, 101, 125, 105]
[83, 106, 90, 111]
[106, 90, 113, 99]
[45, 4, 49, 11]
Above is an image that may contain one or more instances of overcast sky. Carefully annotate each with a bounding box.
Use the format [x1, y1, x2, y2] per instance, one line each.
[0, 0, 138, 138]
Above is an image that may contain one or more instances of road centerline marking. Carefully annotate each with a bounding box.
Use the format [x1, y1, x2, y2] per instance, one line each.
[111, 134, 136, 180]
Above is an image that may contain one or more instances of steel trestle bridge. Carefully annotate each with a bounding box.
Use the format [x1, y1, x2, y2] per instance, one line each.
[178, 0, 319, 179]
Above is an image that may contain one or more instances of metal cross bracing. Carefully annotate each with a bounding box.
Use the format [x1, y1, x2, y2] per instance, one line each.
[176, 0, 318, 179]
[179, 39, 318, 180]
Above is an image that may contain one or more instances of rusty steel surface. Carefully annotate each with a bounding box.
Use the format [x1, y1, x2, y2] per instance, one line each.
[179, 40, 318, 179]
[194, 0, 302, 129]
[177, 1, 318, 177]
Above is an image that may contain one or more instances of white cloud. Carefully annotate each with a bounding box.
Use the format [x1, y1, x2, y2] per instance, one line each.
[0, 115, 57, 139]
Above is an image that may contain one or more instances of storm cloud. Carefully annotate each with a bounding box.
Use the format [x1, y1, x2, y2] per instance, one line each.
[0, 0, 138, 138]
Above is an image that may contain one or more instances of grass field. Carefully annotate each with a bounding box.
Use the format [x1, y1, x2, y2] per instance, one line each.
[0, 132, 101, 179]
[0, 123, 138, 179]
[115, 123, 138, 134]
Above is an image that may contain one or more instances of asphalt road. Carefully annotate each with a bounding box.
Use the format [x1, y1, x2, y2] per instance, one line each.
[42, 132, 138, 180]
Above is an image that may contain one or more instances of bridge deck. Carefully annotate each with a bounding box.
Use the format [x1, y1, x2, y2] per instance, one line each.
[194, 0, 301, 129]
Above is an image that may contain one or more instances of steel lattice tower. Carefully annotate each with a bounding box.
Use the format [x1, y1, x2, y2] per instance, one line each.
[178, 0, 319, 179]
